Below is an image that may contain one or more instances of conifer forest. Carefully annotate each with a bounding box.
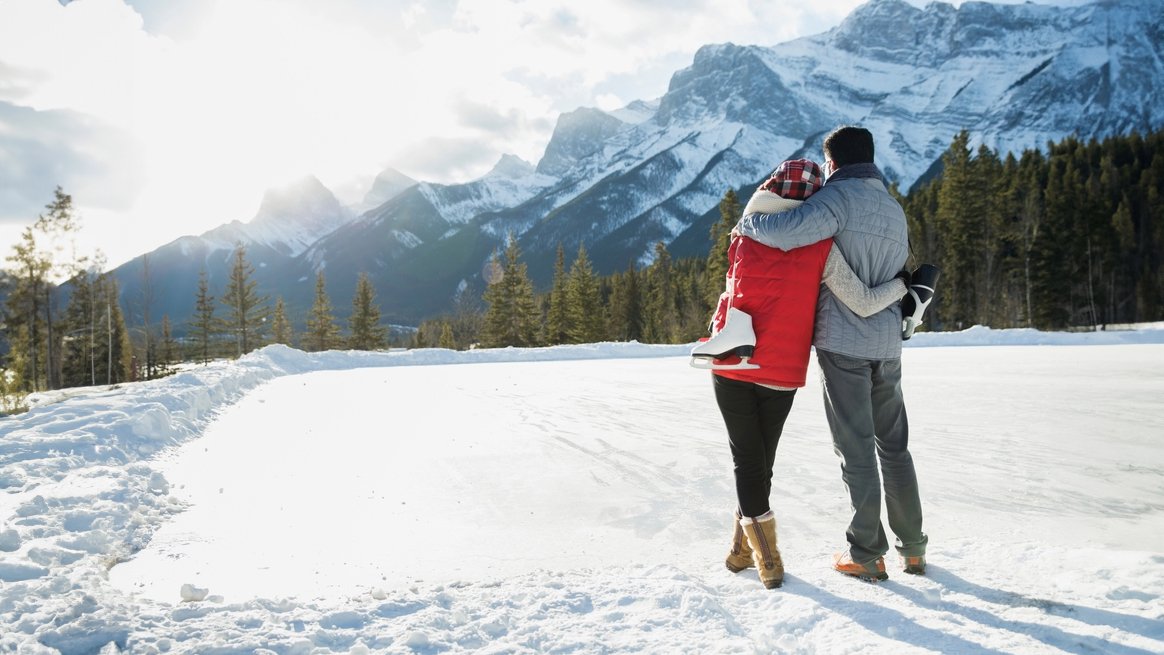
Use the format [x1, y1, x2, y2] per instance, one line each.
[3, 129, 1162, 406]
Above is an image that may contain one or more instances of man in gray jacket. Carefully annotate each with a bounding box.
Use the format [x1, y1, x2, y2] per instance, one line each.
[734, 126, 927, 581]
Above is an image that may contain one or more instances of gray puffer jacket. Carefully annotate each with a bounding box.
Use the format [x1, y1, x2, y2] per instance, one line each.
[735, 164, 909, 359]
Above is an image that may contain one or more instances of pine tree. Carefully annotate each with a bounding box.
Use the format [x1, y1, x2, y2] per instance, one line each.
[607, 263, 642, 342]
[481, 235, 540, 347]
[642, 242, 678, 343]
[934, 131, 988, 329]
[566, 245, 605, 343]
[545, 244, 569, 345]
[706, 189, 739, 305]
[159, 315, 176, 376]
[439, 322, 456, 349]
[305, 271, 341, 352]
[60, 270, 127, 387]
[3, 187, 83, 391]
[59, 268, 97, 387]
[97, 274, 132, 384]
[972, 144, 1004, 325]
[221, 246, 269, 356]
[190, 269, 219, 364]
[349, 273, 387, 351]
[271, 297, 294, 346]
[450, 286, 484, 349]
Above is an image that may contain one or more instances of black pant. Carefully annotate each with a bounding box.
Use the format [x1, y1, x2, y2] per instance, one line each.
[713, 375, 797, 518]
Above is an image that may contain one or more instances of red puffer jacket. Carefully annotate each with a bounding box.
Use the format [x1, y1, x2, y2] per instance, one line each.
[709, 235, 832, 388]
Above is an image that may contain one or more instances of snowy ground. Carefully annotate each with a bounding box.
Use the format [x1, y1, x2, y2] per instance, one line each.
[1, 326, 1163, 654]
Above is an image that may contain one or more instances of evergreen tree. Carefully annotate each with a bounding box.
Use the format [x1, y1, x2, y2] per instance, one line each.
[439, 322, 456, 349]
[221, 246, 269, 356]
[412, 322, 432, 348]
[674, 256, 712, 342]
[190, 269, 219, 364]
[270, 297, 294, 346]
[81, 273, 132, 385]
[973, 144, 1006, 325]
[70, 273, 132, 385]
[305, 271, 340, 352]
[706, 189, 739, 305]
[1031, 152, 1082, 328]
[642, 242, 678, 343]
[450, 286, 485, 349]
[545, 244, 569, 345]
[1014, 150, 1048, 327]
[3, 187, 83, 391]
[349, 273, 387, 350]
[481, 234, 540, 347]
[565, 245, 605, 343]
[159, 315, 176, 376]
[59, 268, 98, 387]
[607, 263, 642, 342]
[933, 131, 987, 329]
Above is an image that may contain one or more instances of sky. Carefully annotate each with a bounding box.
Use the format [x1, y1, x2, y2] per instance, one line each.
[0, 326, 1162, 651]
[0, 0, 1096, 269]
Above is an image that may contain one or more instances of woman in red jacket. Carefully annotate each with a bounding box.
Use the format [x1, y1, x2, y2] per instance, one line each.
[699, 159, 908, 589]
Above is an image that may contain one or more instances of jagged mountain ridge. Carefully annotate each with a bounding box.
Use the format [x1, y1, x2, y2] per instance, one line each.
[112, 0, 1164, 331]
[198, 176, 354, 258]
[351, 168, 418, 215]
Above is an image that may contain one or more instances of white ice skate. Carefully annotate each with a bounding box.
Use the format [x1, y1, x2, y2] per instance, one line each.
[690, 307, 761, 370]
[902, 264, 940, 340]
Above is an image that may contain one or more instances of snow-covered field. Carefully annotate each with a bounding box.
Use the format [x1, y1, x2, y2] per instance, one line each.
[1, 326, 1163, 654]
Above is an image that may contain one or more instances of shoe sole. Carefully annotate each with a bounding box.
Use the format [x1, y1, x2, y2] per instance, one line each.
[836, 568, 888, 582]
[902, 557, 926, 575]
[725, 561, 752, 573]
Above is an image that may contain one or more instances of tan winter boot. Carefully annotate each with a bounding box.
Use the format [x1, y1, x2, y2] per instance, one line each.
[741, 511, 784, 589]
[725, 510, 754, 572]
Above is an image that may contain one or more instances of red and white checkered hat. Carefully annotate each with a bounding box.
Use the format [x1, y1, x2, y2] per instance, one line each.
[759, 159, 824, 201]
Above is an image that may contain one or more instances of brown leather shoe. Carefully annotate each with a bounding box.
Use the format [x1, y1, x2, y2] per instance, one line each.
[902, 555, 926, 575]
[833, 551, 888, 581]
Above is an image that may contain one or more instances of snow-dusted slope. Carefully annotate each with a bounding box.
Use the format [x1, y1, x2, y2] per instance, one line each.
[750, 0, 1164, 185]
[414, 154, 556, 227]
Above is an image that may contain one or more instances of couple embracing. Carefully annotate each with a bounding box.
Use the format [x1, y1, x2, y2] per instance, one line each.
[696, 126, 935, 589]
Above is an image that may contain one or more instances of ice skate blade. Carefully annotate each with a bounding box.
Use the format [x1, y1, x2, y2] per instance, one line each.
[689, 356, 761, 371]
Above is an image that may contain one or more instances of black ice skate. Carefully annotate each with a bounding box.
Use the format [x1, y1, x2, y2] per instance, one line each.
[902, 264, 940, 340]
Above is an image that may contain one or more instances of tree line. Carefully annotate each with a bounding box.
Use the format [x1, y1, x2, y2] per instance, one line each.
[422, 127, 1162, 348]
[903, 129, 1163, 330]
[1, 195, 395, 410]
[4, 128, 1162, 410]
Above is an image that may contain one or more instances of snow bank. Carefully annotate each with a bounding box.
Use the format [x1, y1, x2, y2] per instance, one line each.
[0, 328, 1161, 653]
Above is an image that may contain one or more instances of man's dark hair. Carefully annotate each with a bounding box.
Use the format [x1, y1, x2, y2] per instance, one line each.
[823, 126, 875, 168]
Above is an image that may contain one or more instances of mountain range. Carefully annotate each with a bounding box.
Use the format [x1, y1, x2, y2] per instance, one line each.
[110, 0, 1164, 333]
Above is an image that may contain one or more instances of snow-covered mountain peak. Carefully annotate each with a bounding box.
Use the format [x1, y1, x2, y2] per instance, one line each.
[485, 154, 535, 180]
[536, 107, 632, 177]
[608, 99, 659, 125]
[195, 175, 353, 257]
[355, 167, 417, 214]
[252, 176, 339, 225]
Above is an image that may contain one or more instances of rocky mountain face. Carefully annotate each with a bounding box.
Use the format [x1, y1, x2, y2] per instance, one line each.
[351, 168, 417, 215]
[111, 0, 1164, 331]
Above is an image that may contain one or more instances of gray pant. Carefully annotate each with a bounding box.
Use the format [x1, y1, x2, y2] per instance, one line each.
[817, 349, 927, 563]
